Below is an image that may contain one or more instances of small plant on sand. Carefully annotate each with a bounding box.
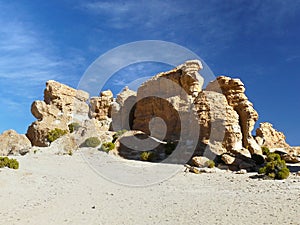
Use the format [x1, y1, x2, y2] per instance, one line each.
[205, 160, 215, 168]
[164, 142, 176, 155]
[101, 142, 115, 152]
[68, 122, 81, 133]
[47, 128, 68, 143]
[112, 129, 127, 143]
[258, 152, 290, 179]
[0, 157, 19, 169]
[84, 137, 101, 148]
[140, 151, 155, 162]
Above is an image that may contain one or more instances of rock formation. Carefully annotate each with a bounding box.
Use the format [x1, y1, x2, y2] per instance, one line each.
[206, 76, 262, 155]
[19, 59, 299, 171]
[133, 60, 203, 141]
[194, 91, 246, 157]
[89, 90, 113, 120]
[255, 122, 290, 149]
[26, 80, 89, 147]
[111, 87, 137, 131]
[0, 130, 31, 155]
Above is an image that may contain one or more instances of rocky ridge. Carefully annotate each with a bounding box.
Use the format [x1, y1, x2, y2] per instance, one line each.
[1, 60, 299, 172]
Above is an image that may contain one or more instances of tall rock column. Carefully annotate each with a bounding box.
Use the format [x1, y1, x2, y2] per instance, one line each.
[206, 76, 262, 155]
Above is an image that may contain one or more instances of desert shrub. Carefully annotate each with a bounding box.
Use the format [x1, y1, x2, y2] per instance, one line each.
[261, 146, 270, 155]
[112, 129, 127, 143]
[258, 152, 290, 179]
[47, 128, 68, 143]
[101, 142, 115, 152]
[164, 142, 176, 155]
[68, 122, 81, 133]
[205, 160, 215, 168]
[0, 157, 19, 169]
[140, 151, 155, 162]
[84, 137, 101, 148]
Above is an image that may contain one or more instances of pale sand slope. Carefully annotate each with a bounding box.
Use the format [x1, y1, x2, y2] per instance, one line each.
[0, 149, 300, 225]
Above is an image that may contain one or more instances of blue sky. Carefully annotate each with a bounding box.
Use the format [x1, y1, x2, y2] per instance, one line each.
[0, 0, 299, 145]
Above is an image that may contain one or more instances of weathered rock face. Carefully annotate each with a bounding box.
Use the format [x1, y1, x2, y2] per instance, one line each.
[0, 130, 31, 156]
[26, 80, 89, 147]
[89, 90, 113, 121]
[194, 91, 247, 157]
[255, 122, 290, 149]
[133, 60, 204, 141]
[206, 76, 261, 155]
[111, 87, 137, 131]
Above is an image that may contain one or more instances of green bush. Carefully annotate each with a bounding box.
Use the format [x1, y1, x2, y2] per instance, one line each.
[258, 152, 290, 180]
[47, 128, 68, 143]
[84, 137, 101, 148]
[101, 142, 115, 152]
[68, 122, 81, 133]
[140, 151, 155, 162]
[261, 146, 270, 155]
[164, 142, 176, 155]
[205, 160, 215, 168]
[112, 129, 127, 143]
[0, 157, 19, 169]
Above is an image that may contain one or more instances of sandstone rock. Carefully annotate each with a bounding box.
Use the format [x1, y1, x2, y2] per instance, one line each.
[49, 133, 78, 155]
[194, 91, 248, 157]
[192, 156, 210, 167]
[206, 76, 262, 155]
[111, 87, 137, 131]
[221, 153, 256, 171]
[0, 130, 31, 156]
[89, 90, 113, 120]
[26, 80, 89, 147]
[133, 60, 204, 142]
[255, 122, 290, 149]
[75, 119, 114, 147]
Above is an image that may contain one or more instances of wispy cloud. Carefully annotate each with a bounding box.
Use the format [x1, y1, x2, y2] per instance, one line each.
[81, 0, 185, 29]
[0, 3, 80, 113]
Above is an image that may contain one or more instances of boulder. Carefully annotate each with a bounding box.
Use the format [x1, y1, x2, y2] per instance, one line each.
[206, 76, 262, 155]
[113, 130, 165, 161]
[192, 156, 210, 167]
[255, 122, 290, 149]
[221, 153, 256, 171]
[26, 80, 89, 147]
[0, 130, 31, 156]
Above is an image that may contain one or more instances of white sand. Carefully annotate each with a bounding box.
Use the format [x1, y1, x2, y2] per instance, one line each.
[1, 149, 300, 225]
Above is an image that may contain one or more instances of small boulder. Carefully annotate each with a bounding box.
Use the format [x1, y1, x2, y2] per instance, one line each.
[0, 130, 31, 156]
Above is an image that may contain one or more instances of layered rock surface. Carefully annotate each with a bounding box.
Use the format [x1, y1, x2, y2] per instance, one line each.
[206, 76, 261, 155]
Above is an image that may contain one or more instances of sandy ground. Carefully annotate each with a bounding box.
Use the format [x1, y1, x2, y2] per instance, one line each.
[0, 148, 300, 225]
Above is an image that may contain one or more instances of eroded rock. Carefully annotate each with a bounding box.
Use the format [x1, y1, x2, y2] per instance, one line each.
[133, 60, 203, 141]
[89, 90, 113, 121]
[111, 87, 137, 131]
[26, 80, 89, 147]
[0, 130, 31, 155]
[206, 76, 262, 155]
